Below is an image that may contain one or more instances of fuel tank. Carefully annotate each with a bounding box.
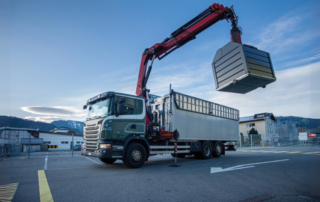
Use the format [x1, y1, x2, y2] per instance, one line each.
[212, 42, 276, 94]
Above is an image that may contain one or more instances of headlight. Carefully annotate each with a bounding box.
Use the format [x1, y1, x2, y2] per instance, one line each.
[100, 144, 111, 149]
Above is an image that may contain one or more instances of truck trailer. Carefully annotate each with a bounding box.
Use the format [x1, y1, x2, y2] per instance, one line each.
[81, 90, 239, 168]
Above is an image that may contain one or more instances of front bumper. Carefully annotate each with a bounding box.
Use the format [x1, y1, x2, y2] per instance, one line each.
[81, 141, 114, 158]
[81, 148, 113, 158]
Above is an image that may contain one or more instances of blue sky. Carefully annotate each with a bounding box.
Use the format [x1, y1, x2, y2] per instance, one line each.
[1, 0, 319, 122]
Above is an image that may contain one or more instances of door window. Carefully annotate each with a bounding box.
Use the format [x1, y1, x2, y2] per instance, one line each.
[115, 96, 143, 115]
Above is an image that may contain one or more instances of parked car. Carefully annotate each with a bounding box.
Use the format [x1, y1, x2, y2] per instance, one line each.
[73, 144, 82, 151]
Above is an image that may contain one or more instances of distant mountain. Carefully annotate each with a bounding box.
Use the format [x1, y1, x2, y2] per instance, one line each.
[0, 116, 84, 134]
[0, 116, 56, 131]
[275, 116, 320, 133]
[51, 120, 84, 134]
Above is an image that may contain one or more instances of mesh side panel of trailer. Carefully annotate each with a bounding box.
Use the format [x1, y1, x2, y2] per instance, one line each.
[173, 91, 239, 121]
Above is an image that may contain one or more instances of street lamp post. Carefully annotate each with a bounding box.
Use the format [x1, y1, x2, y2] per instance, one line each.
[28, 132, 31, 159]
[72, 132, 74, 158]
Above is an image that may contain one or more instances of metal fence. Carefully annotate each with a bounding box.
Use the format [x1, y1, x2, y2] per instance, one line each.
[0, 144, 22, 157]
[234, 134, 320, 149]
[0, 129, 84, 158]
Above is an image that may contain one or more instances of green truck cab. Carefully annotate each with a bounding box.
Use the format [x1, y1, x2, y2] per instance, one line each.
[81, 91, 150, 168]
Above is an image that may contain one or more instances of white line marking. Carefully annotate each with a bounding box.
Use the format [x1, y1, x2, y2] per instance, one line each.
[44, 155, 48, 170]
[232, 159, 290, 168]
[86, 157, 103, 165]
[211, 159, 289, 174]
[211, 166, 255, 173]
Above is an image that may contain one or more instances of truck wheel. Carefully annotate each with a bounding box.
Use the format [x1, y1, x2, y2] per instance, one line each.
[201, 141, 212, 159]
[99, 158, 117, 164]
[171, 153, 186, 158]
[194, 141, 212, 159]
[212, 142, 222, 158]
[123, 143, 146, 168]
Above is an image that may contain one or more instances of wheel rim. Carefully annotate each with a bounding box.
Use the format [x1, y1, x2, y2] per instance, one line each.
[204, 145, 210, 156]
[132, 149, 142, 162]
[216, 145, 221, 154]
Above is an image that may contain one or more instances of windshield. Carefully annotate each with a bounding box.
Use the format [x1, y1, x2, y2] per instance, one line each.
[87, 98, 110, 119]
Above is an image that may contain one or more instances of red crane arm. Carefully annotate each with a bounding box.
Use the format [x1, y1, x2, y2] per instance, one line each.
[136, 3, 241, 97]
[135, 3, 242, 126]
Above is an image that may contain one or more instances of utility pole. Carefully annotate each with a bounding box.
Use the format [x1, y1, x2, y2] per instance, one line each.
[72, 132, 74, 158]
[28, 132, 31, 159]
[239, 135, 242, 150]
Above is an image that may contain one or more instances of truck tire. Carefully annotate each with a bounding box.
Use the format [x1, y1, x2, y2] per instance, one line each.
[123, 143, 146, 168]
[194, 141, 212, 159]
[99, 158, 117, 164]
[212, 142, 222, 158]
[171, 153, 186, 158]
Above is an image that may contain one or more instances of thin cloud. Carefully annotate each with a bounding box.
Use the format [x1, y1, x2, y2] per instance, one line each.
[21, 106, 86, 117]
[24, 116, 85, 123]
[206, 61, 320, 118]
[24, 116, 62, 123]
[247, 11, 320, 60]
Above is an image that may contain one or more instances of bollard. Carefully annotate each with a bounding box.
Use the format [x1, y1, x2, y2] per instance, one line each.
[170, 139, 181, 167]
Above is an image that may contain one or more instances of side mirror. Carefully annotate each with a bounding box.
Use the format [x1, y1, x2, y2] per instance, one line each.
[117, 103, 125, 116]
[83, 105, 87, 110]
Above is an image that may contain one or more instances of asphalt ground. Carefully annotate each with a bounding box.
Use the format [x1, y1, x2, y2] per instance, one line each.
[1, 146, 320, 202]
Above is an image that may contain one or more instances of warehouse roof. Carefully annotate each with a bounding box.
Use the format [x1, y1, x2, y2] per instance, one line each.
[0, 127, 40, 138]
[40, 131, 83, 137]
[0, 127, 83, 137]
[239, 113, 276, 123]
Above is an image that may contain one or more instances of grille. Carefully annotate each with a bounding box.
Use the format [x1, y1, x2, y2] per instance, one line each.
[85, 126, 99, 130]
[84, 141, 98, 151]
[85, 130, 99, 134]
[85, 134, 99, 139]
[84, 123, 100, 150]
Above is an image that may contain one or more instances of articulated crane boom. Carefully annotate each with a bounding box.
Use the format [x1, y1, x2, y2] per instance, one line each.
[136, 3, 242, 126]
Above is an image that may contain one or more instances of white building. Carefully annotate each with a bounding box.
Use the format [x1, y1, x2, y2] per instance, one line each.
[39, 131, 84, 151]
[0, 127, 84, 153]
[239, 113, 298, 144]
[239, 113, 277, 142]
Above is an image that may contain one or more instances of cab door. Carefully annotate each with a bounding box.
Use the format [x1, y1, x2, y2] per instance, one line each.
[112, 96, 145, 140]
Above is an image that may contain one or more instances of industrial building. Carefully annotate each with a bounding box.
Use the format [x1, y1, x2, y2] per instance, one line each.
[0, 127, 84, 153]
[239, 113, 298, 144]
[239, 113, 277, 142]
[40, 131, 84, 151]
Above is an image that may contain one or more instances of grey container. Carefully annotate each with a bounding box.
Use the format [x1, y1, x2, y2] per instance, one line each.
[212, 42, 276, 94]
[170, 92, 239, 142]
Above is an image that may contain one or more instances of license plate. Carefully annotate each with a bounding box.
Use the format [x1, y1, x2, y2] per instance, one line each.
[88, 153, 91, 156]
